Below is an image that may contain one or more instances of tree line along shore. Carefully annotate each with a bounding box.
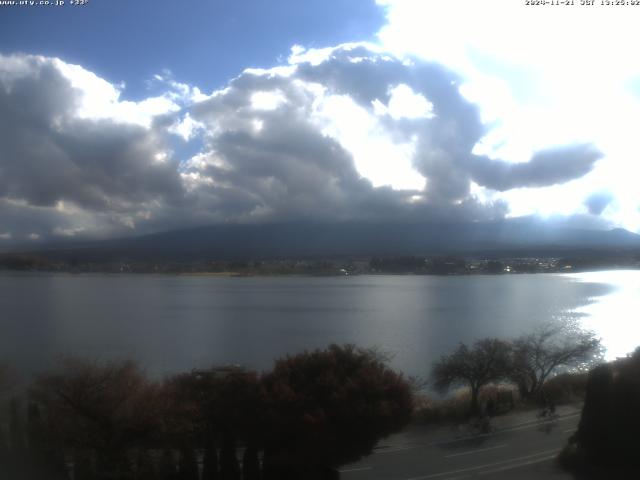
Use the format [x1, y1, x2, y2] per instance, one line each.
[2, 252, 640, 275]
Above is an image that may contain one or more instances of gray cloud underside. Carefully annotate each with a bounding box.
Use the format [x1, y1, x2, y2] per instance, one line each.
[0, 58, 184, 212]
[0, 49, 601, 243]
[468, 144, 603, 192]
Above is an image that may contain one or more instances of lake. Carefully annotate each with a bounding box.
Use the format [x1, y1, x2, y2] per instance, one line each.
[0, 271, 638, 379]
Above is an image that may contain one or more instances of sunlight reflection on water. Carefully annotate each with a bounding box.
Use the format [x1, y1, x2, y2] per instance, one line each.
[568, 270, 640, 360]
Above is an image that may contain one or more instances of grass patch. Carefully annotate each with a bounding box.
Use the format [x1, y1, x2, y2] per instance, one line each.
[412, 373, 588, 426]
[412, 385, 518, 425]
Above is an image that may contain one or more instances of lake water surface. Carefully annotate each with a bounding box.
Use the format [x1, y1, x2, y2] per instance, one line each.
[1, 271, 638, 378]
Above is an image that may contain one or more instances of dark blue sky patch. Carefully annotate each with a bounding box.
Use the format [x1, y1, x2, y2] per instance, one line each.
[0, 0, 385, 98]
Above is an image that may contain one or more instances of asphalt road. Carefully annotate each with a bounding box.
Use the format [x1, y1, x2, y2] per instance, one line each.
[339, 410, 581, 480]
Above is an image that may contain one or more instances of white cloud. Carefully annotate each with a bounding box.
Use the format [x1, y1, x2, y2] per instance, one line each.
[288, 42, 383, 67]
[377, 0, 640, 231]
[168, 113, 205, 141]
[250, 90, 287, 110]
[54, 59, 180, 127]
[374, 83, 435, 120]
[0, 46, 606, 243]
[244, 65, 297, 78]
[314, 93, 425, 190]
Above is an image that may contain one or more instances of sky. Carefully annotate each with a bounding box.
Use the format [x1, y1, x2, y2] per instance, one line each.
[1, 0, 640, 245]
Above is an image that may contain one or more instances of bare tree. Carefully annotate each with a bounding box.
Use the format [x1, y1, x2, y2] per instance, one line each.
[431, 338, 512, 415]
[509, 319, 603, 400]
[30, 357, 161, 477]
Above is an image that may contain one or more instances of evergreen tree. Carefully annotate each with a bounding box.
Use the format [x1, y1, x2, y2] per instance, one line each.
[242, 444, 260, 480]
[202, 437, 219, 480]
[42, 447, 70, 480]
[159, 449, 178, 480]
[0, 426, 10, 466]
[178, 446, 199, 480]
[115, 453, 135, 480]
[219, 433, 240, 480]
[9, 397, 26, 454]
[136, 448, 158, 480]
[73, 448, 95, 480]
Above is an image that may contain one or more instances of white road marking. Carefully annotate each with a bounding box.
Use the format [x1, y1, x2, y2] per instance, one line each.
[405, 448, 560, 480]
[491, 413, 578, 435]
[444, 444, 508, 458]
[342, 412, 579, 477]
[339, 466, 372, 473]
[366, 411, 581, 457]
[563, 428, 576, 433]
[434, 412, 580, 446]
[376, 446, 419, 454]
[477, 454, 558, 475]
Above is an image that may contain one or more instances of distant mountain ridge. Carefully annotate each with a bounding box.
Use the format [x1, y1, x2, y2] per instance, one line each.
[19, 220, 640, 262]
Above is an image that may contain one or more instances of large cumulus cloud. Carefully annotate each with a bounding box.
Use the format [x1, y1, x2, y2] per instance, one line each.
[0, 47, 601, 245]
[0, 55, 188, 241]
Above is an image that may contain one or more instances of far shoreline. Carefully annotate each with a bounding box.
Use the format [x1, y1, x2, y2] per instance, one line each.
[1, 266, 639, 277]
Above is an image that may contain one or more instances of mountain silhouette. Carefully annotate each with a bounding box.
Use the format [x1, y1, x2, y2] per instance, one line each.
[22, 219, 640, 262]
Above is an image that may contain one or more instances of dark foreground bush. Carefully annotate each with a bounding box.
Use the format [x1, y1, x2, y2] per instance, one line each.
[562, 348, 640, 477]
[261, 344, 414, 477]
[0, 345, 414, 480]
